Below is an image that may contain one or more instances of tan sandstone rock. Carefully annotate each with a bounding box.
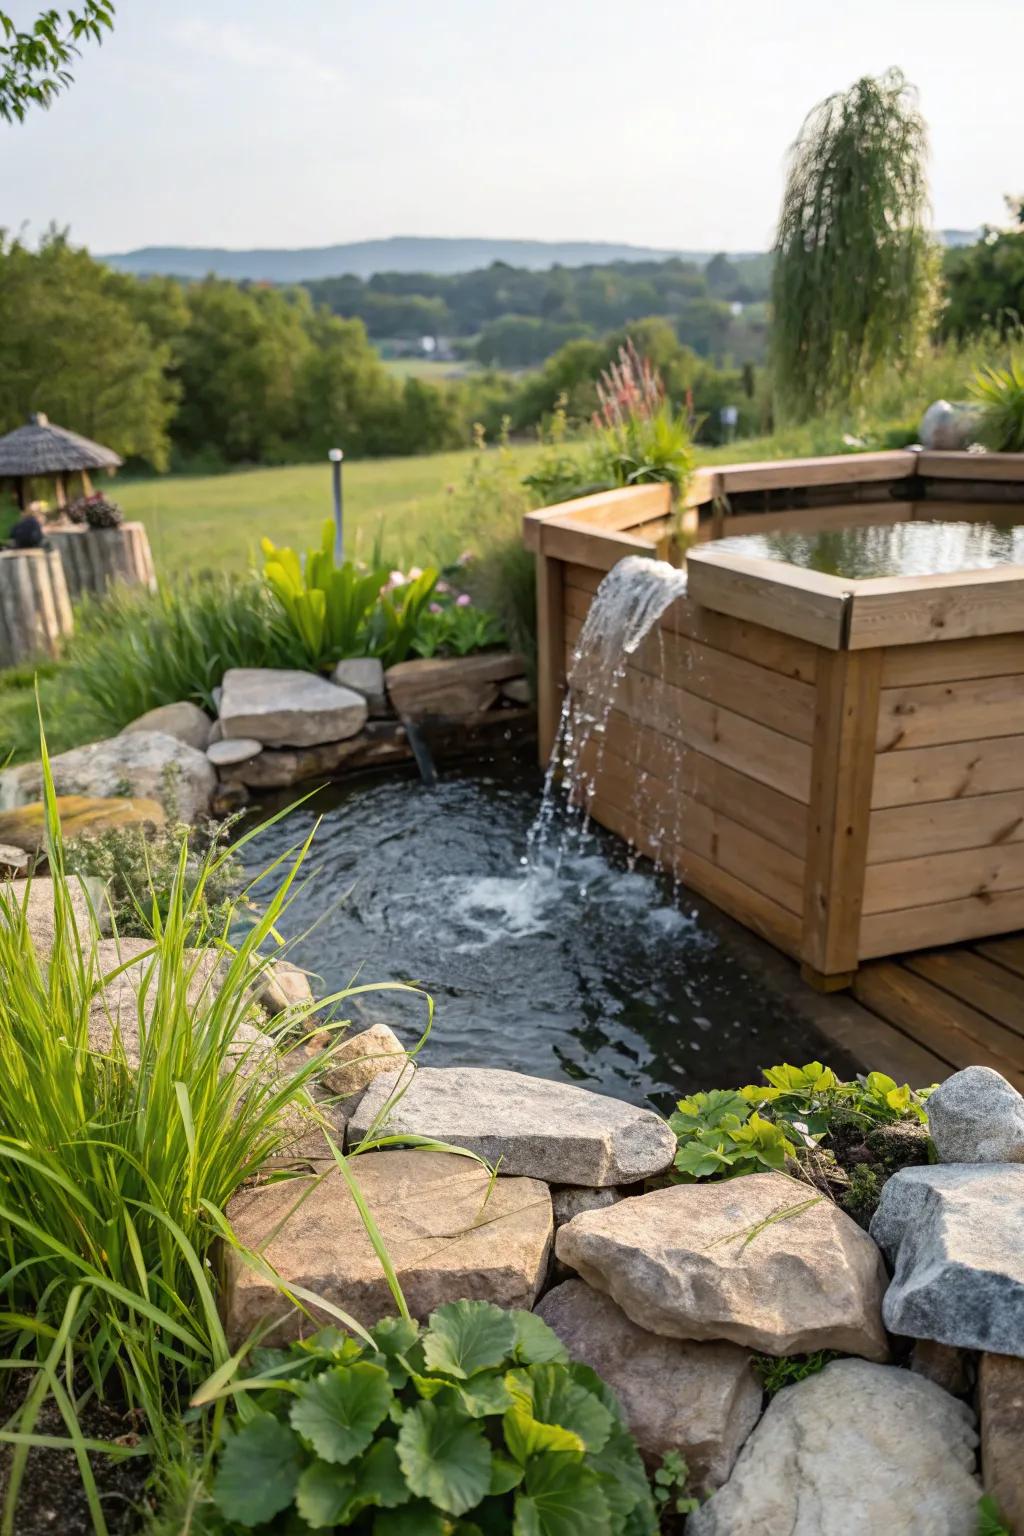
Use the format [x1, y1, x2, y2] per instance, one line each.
[0, 794, 166, 856]
[0, 731, 216, 824]
[536, 1279, 761, 1488]
[385, 652, 525, 721]
[556, 1171, 890, 1360]
[2, 874, 104, 955]
[322, 1023, 408, 1101]
[223, 1149, 553, 1346]
[219, 668, 367, 748]
[122, 701, 212, 753]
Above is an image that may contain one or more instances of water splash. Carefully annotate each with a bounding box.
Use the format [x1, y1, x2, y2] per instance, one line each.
[528, 554, 689, 867]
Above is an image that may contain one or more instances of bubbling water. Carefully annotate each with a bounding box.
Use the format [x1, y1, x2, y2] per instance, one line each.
[528, 554, 689, 868]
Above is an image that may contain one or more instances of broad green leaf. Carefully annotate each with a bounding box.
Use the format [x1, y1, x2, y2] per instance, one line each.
[371, 1316, 420, 1358]
[290, 1361, 394, 1465]
[503, 1372, 585, 1464]
[353, 1438, 411, 1511]
[374, 1502, 448, 1536]
[526, 1365, 612, 1453]
[513, 1454, 612, 1536]
[397, 1400, 492, 1516]
[455, 1370, 514, 1417]
[296, 1462, 359, 1529]
[422, 1299, 517, 1379]
[588, 1417, 658, 1527]
[513, 1311, 568, 1365]
[212, 1414, 303, 1526]
[489, 1453, 524, 1495]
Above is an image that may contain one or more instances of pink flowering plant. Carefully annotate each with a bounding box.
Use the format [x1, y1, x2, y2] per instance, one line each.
[410, 573, 506, 659]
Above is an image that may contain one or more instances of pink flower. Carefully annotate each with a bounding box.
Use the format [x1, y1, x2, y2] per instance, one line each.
[435, 579, 450, 594]
[387, 569, 405, 589]
[429, 602, 443, 614]
[408, 565, 423, 581]
[456, 593, 472, 608]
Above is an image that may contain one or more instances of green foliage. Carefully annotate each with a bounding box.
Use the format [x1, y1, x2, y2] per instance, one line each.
[262, 521, 392, 669]
[940, 205, 1024, 342]
[752, 1351, 837, 1396]
[670, 1061, 932, 1187]
[772, 69, 937, 421]
[63, 816, 243, 938]
[58, 573, 302, 731]
[588, 342, 694, 493]
[0, 722, 356, 1527]
[652, 1451, 700, 1519]
[978, 1495, 1012, 1536]
[411, 592, 506, 659]
[969, 353, 1024, 451]
[0, 2, 113, 123]
[208, 1301, 657, 1533]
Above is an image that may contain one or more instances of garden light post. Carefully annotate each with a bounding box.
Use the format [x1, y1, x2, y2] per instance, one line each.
[329, 447, 344, 562]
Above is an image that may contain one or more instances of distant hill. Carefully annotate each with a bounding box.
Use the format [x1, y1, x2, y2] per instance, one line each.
[101, 236, 741, 282]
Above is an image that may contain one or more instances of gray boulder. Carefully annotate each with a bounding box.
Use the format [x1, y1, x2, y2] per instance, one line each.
[870, 1163, 1024, 1356]
[556, 1171, 890, 1360]
[121, 701, 212, 753]
[207, 737, 263, 768]
[349, 1065, 677, 1185]
[918, 399, 983, 451]
[551, 1186, 624, 1227]
[687, 1358, 980, 1535]
[0, 731, 216, 824]
[332, 657, 387, 714]
[926, 1066, 1024, 1164]
[219, 668, 367, 748]
[536, 1279, 760, 1487]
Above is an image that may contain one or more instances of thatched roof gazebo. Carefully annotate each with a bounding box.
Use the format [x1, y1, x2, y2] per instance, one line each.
[0, 413, 122, 510]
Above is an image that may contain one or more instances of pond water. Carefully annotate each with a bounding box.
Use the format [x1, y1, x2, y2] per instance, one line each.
[715, 512, 1024, 580]
[243, 753, 855, 1113]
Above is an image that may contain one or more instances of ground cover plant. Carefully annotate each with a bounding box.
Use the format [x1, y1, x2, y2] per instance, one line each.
[669, 1061, 934, 1223]
[199, 1299, 657, 1535]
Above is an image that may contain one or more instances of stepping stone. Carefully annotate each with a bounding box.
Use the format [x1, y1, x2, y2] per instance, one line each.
[332, 657, 387, 714]
[207, 737, 263, 768]
[219, 668, 367, 748]
[556, 1170, 890, 1359]
[870, 1163, 1024, 1355]
[687, 1358, 981, 1535]
[121, 700, 212, 752]
[0, 732, 215, 825]
[0, 793, 166, 856]
[536, 1279, 761, 1488]
[349, 1065, 677, 1185]
[926, 1066, 1024, 1164]
[385, 652, 525, 721]
[223, 1149, 553, 1345]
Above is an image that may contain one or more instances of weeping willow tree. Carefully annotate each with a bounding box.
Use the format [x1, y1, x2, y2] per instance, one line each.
[772, 69, 938, 422]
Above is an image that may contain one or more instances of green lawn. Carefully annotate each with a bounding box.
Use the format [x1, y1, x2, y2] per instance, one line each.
[117, 421, 881, 580]
[117, 443, 550, 578]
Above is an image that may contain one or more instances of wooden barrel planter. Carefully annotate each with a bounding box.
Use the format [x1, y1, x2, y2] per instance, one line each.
[0, 549, 73, 667]
[47, 522, 157, 602]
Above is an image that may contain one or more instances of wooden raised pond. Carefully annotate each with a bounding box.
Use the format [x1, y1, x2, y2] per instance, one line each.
[524, 450, 1024, 993]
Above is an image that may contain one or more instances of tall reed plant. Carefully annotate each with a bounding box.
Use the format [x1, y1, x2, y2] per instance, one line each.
[0, 718, 432, 1533]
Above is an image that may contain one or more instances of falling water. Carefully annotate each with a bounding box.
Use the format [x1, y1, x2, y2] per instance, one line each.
[527, 554, 689, 868]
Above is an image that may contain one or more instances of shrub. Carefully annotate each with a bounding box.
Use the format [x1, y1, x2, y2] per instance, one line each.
[669, 1061, 933, 1218]
[63, 815, 244, 938]
[588, 342, 694, 493]
[969, 354, 1024, 451]
[206, 1299, 658, 1534]
[59, 574, 303, 732]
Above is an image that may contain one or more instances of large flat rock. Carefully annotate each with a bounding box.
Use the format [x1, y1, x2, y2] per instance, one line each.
[536, 1279, 760, 1488]
[219, 668, 367, 748]
[0, 793, 165, 855]
[926, 1066, 1024, 1164]
[223, 1149, 553, 1345]
[349, 1065, 677, 1185]
[687, 1358, 980, 1535]
[0, 732, 215, 825]
[870, 1163, 1024, 1356]
[556, 1171, 890, 1359]
[385, 651, 525, 721]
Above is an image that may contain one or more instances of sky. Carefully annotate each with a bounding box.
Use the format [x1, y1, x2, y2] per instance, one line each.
[1, 0, 1022, 255]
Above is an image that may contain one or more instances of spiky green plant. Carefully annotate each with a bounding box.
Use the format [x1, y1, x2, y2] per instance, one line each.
[772, 68, 938, 421]
[0, 714, 433, 1533]
[969, 354, 1024, 451]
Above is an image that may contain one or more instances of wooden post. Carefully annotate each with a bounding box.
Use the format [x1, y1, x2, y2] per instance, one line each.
[800, 647, 883, 988]
[47, 522, 158, 601]
[535, 553, 565, 765]
[0, 550, 73, 667]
